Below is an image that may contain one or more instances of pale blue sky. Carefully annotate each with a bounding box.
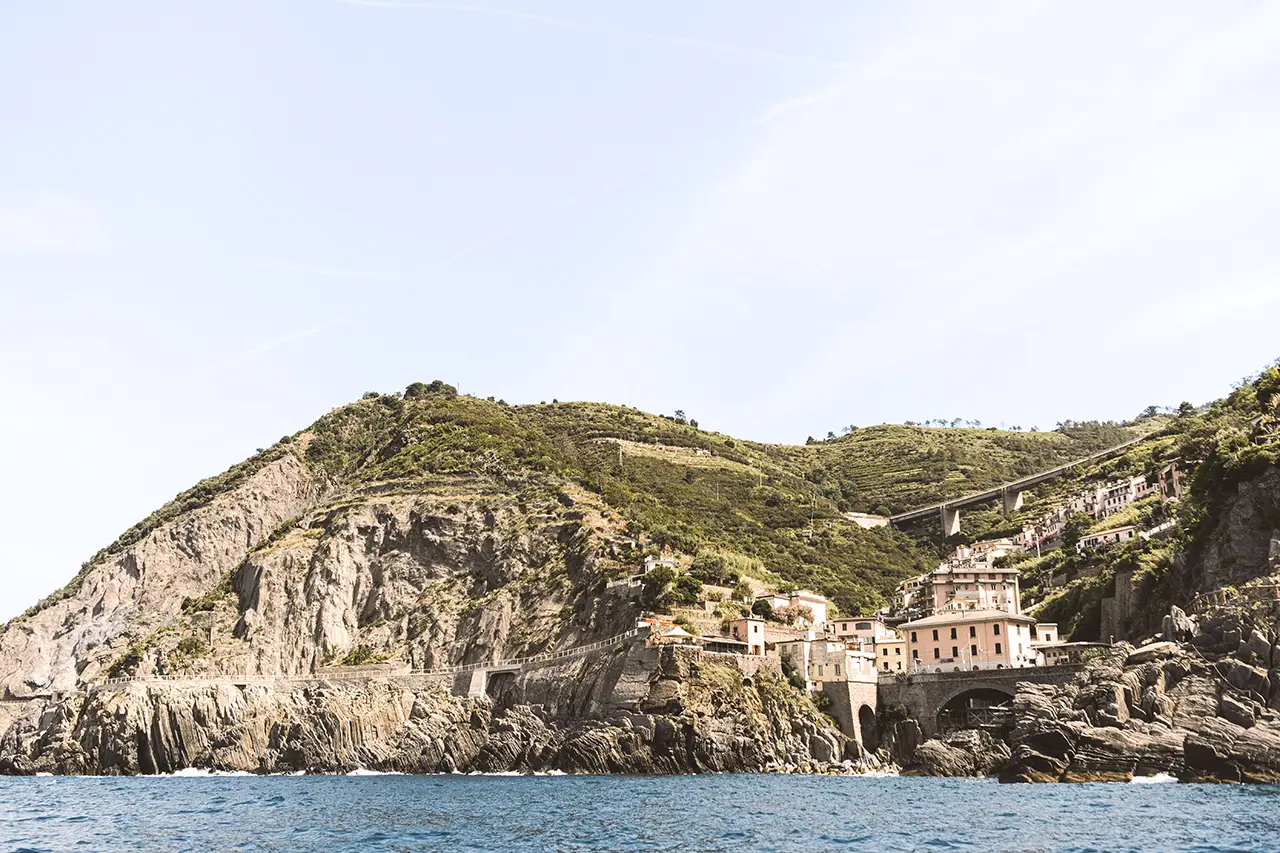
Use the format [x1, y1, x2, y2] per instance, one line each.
[3, 1, 1279, 616]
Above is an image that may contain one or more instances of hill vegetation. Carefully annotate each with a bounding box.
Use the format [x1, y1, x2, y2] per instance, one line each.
[12, 382, 1154, 625]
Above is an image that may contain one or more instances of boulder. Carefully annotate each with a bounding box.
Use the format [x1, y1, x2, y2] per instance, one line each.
[1126, 642, 1182, 666]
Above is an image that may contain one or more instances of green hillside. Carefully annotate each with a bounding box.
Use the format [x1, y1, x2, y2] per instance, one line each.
[18, 382, 1153, 624]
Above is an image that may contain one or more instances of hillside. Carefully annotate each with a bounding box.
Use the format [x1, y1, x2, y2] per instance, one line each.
[0, 383, 1144, 700]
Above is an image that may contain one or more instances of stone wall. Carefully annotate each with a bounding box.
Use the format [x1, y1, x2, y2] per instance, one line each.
[822, 679, 878, 751]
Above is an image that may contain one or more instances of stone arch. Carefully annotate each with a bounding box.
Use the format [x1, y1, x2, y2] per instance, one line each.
[485, 671, 519, 703]
[857, 705, 878, 753]
[935, 685, 1015, 734]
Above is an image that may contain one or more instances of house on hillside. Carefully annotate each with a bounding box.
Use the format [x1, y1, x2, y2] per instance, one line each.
[756, 589, 831, 628]
[1077, 526, 1137, 552]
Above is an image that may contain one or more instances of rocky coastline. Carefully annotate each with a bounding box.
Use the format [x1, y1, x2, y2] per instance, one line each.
[894, 604, 1280, 783]
[0, 645, 862, 777]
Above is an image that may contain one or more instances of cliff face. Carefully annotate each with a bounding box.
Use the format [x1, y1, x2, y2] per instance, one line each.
[0, 455, 323, 698]
[1192, 465, 1280, 595]
[0, 646, 851, 776]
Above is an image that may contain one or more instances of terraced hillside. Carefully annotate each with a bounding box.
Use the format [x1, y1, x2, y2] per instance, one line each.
[15, 386, 1140, 632]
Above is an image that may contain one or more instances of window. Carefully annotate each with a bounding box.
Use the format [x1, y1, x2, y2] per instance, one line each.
[933, 648, 940, 659]
[912, 649, 919, 660]
[950, 627, 957, 640]
[911, 631, 917, 642]
[856, 622, 871, 630]
[993, 624, 1001, 636]
[971, 644, 978, 656]
[817, 665, 823, 676]
[841, 623, 848, 632]
[896, 661, 902, 670]
[1045, 633, 1053, 642]
[895, 647, 901, 655]
[969, 626, 976, 638]
[882, 648, 888, 657]
[995, 642, 1002, 655]
[951, 646, 958, 658]
[753, 625, 759, 633]
[834, 664, 841, 676]
[932, 629, 939, 641]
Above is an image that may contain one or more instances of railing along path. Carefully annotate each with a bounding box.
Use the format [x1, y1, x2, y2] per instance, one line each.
[89, 628, 643, 692]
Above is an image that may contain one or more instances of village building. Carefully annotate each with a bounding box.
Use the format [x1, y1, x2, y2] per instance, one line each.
[900, 609, 1039, 671]
[775, 633, 876, 690]
[643, 555, 677, 573]
[1035, 641, 1108, 666]
[1031, 622, 1059, 645]
[1077, 525, 1138, 551]
[727, 617, 767, 656]
[875, 634, 906, 671]
[828, 617, 898, 647]
[909, 561, 1021, 617]
[755, 589, 831, 628]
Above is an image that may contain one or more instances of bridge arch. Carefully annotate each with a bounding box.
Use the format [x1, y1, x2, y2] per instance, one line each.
[935, 685, 1015, 733]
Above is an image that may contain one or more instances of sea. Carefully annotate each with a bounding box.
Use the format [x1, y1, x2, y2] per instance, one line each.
[2, 772, 1278, 853]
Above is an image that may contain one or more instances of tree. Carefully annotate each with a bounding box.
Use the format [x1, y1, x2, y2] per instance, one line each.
[775, 603, 815, 626]
[404, 380, 457, 400]
[751, 599, 775, 621]
[674, 574, 702, 606]
[673, 409, 687, 424]
[806, 436, 817, 445]
[732, 580, 753, 603]
[641, 565, 677, 611]
[689, 553, 730, 585]
[689, 419, 699, 429]
[826, 431, 837, 441]
[1177, 401, 1196, 418]
[1142, 405, 1161, 418]
[1061, 513, 1093, 553]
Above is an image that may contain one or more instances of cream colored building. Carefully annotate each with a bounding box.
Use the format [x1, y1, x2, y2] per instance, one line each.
[756, 589, 831, 628]
[901, 609, 1038, 671]
[829, 617, 897, 645]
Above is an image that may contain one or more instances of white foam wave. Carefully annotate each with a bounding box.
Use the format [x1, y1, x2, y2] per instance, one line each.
[1131, 772, 1178, 784]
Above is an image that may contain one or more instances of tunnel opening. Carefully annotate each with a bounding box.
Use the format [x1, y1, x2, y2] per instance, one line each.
[857, 705, 878, 753]
[937, 688, 1014, 734]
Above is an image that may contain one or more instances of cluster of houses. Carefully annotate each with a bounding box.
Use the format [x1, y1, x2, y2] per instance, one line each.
[628, 464, 1191, 693]
[637, 542, 1096, 693]
[1012, 462, 1183, 553]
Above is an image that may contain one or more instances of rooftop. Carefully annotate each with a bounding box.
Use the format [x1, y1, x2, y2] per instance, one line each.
[899, 609, 1037, 629]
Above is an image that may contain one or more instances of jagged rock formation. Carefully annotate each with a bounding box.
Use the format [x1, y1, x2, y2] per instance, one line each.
[0, 646, 851, 776]
[891, 601, 1280, 783]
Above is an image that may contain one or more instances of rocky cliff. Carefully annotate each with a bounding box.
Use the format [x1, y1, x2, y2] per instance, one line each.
[0, 387, 886, 775]
[0, 645, 852, 776]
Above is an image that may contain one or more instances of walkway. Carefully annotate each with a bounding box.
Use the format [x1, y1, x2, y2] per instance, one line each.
[88, 628, 645, 694]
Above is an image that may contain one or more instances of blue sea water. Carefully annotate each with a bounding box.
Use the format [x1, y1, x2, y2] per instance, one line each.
[2, 773, 1278, 853]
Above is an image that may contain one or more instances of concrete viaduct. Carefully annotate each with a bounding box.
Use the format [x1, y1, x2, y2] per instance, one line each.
[888, 436, 1145, 536]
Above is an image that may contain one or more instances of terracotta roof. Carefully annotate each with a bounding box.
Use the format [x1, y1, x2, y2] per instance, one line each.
[899, 608, 1036, 629]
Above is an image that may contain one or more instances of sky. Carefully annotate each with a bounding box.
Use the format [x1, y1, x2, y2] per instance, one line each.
[2, 1, 1279, 617]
